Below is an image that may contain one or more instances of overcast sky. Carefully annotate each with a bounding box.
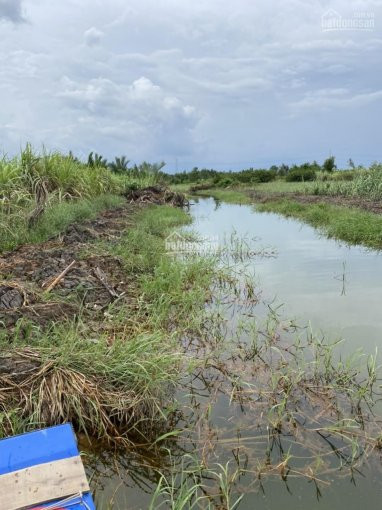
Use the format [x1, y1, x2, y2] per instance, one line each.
[0, 0, 381, 170]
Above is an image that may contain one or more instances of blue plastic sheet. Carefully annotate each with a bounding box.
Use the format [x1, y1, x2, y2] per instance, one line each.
[0, 424, 95, 509]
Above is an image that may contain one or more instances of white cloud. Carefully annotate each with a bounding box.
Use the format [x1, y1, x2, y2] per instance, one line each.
[290, 88, 382, 114]
[55, 75, 200, 159]
[0, 0, 382, 167]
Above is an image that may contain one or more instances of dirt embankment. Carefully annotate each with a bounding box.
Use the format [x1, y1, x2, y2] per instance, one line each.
[0, 187, 186, 331]
[0, 205, 134, 329]
[250, 190, 382, 214]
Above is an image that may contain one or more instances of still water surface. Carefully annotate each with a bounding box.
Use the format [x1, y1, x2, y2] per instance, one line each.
[191, 198, 382, 355]
[94, 197, 382, 509]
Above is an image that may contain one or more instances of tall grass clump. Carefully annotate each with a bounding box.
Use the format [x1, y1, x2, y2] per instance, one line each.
[0, 145, 168, 253]
[313, 164, 382, 199]
[0, 145, 122, 253]
[0, 145, 118, 202]
[0, 323, 183, 443]
[149, 456, 243, 510]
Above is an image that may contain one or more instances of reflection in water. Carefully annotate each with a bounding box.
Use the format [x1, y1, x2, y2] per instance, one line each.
[334, 261, 347, 296]
[89, 198, 382, 509]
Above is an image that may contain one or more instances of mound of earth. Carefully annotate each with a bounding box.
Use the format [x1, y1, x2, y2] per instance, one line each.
[124, 185, 188, 207]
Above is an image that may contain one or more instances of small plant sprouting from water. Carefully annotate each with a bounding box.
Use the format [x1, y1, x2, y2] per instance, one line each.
[149, 455, 244, 510]
[149, 260, 382, 507]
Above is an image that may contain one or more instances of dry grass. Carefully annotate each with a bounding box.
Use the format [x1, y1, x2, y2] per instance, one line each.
[0, 343, 174, 444]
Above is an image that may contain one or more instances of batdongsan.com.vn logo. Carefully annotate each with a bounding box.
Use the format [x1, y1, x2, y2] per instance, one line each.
[322, 9, 375, 32]
[165, 231, 219, 255]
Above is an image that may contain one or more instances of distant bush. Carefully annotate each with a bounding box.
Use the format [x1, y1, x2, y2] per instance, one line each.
[286, 167, 316, 182]
[252, 170, 277, 183]
[165, 158, 382, 198]
[167, 167, 277, 185]
[278, 164, 290, 176]
[169, 168, 219, 184]
[215, 177, 234, 188]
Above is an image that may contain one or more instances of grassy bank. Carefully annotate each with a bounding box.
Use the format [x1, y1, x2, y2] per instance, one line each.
[0, 203, 215, 443]
[192, 188, 252, 205]
[257, 199, 382, 249]
[251, 180, 313, 193]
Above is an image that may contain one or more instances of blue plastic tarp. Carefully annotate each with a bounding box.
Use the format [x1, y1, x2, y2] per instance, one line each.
[0, 424, 95, 509]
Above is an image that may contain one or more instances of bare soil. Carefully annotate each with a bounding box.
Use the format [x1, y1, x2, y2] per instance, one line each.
[0, 187, 188, 332]
[0, 204, 137, 330]
[250, 190, 382, 214]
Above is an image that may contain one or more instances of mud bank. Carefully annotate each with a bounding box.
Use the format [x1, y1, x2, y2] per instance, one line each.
[0, 189, 208, 446]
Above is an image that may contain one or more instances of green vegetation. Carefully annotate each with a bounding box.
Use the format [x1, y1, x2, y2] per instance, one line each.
[0, 205, 215, 443]
[2, 146, 382, 505]
[0, 194, 124, 253]
[285, 165, 316, 182]
[192, 188, 252, 204]
[0, 324, 182, 441]
[312, 163, 382, 199]
[165, 156, 358, 189]
[162, 179, 313, 196]
[166, 157, 382, 201]
[323, 155, 337, 173]
[257, 199, 382, 249]
[252, 180, 316, 193]
[110, 206, 214, 332]
[149, 457, 243, 509]
[0, 145, 167, 253]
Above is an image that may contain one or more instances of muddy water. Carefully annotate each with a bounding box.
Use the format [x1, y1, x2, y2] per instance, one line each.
[190, 198, 382, 354]
[93, 197, 382, 509]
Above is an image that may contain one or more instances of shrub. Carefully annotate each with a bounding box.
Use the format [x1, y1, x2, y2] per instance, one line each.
[286, 167, 316, 182]
[252, 170, 277, 183]
[323, 156, 336, 173]
[216, 177, 234, 188]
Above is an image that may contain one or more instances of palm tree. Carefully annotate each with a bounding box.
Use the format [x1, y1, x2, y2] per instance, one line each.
[87, 152, 108, 168]
[138, 161, 166, 175]
[108, 156, 130, 173]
